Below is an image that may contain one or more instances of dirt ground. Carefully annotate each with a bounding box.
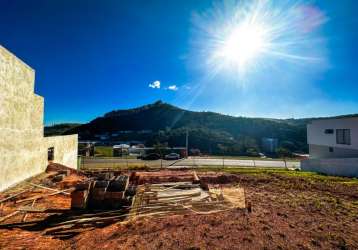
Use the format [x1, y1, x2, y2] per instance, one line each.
[1, 169, 357, 250]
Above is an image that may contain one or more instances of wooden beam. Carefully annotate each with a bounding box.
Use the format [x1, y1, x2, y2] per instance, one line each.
[0, 189, 33, 204]
[0, 211, 21, 223]
[16, 188, 74, 204]
[21, 198, 37, 222]
[26, 182, 70, 195]
[17, 206, 69, 213]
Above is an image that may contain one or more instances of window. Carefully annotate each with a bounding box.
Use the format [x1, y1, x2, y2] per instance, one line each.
[324, 129, 334, 134]
[329, 147, 334, 153]
[336, 129, 351, 145]
[48, 147, 54, 161]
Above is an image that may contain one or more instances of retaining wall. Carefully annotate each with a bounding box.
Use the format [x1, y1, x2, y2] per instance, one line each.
[301, 158, 358, 178]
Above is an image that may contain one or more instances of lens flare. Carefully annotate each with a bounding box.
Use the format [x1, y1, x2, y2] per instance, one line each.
[191, 0, 327, 78]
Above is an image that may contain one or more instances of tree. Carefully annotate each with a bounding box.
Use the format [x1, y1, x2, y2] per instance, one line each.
[153, 142, 168, 156]
[276, 147, 292, 158]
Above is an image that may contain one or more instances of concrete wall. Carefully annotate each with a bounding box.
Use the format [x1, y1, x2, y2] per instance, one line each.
[301, 158, 358, 178]
[44, 135, 78, 169]
[309, 144, 358, 159]
[0, 45, 78, 191]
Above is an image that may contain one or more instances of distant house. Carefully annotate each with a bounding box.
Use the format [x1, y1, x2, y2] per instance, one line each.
[128, 145, 146, 156]
[113, 144, 130, 156]
[78, 143, 95, 157]
[261, 138, 278, 153]
[302, 117, 358, 177]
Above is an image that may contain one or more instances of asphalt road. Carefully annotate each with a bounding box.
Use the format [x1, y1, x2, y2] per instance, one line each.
[174, 157, 300, 168]
[82, 157, 300, 169]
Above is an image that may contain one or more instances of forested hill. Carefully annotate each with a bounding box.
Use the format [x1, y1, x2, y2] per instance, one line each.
[59, 101, 312, 155]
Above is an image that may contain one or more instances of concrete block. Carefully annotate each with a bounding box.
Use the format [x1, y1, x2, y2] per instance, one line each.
[71, 190, 89, 209]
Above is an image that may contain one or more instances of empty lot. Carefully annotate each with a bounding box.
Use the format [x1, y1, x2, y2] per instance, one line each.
[1, 168, 357, 249]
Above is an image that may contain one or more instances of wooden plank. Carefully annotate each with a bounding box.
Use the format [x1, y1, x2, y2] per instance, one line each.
[16, 188, 73, 204]
[0, 211, 21, 223]
[17, 206, 69, 213]
[0, 189, 33, 204]
[26, 182, 70, 195]
[21, 198, 37, 222]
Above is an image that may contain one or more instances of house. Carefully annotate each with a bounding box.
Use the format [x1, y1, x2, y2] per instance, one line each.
[113, 144, 130, 156]
[301, 116, 358, 177]
[0, 46, 78, 191]
[306, 117, 358, 158]
[128, 145, 146, 156]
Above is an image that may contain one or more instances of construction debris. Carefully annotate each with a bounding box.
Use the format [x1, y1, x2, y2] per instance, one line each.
[129, 181, 245, 219]
[26, 182, 71, 195]
[0, 168, 246, 241]
[0, 189, 34, 204]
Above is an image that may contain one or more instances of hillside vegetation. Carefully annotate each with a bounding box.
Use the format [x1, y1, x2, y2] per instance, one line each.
[44, 123, 81, 136]
[60, 101, 311, 156]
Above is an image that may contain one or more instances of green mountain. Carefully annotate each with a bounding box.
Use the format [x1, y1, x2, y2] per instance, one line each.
[44, 123, 81, 136]
[62, 101, 310, 155]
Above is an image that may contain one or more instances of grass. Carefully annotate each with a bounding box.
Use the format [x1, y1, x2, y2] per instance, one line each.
[94, 146, 113, 157]
[79, 157, 358, 185]
[200, 155, 300, 162]
[195, 166, 358, 184]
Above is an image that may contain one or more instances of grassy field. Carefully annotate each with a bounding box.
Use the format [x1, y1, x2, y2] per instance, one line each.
[206, 155, 300, 162]
[196, 166, 358, 184]
[94, 146, 113, 157]
[79, 161, 358, 184]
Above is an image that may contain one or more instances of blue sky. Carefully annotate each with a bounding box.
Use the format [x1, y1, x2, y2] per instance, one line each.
[0, 0, 357, 124]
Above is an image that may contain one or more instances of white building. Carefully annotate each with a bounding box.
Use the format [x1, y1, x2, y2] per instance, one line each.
[302, 116, 358, 177]
[307, 117, 358, 158]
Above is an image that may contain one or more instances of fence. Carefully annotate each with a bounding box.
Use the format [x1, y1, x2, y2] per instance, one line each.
[79, 156, 300, 170]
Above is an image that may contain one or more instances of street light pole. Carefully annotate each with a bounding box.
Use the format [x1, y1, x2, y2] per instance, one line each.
[185, 128, 189, 158]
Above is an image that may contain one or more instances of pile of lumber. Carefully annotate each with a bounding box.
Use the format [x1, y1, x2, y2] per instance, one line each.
[132, 171, 198, 185]
[0, 182, 73, 224]
[129, 182, 241, 219]
[0, 209, 130, 239]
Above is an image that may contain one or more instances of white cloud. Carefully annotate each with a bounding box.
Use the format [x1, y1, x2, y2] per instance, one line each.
[167, 85, 178, 91]
[149, 80, 160, 89]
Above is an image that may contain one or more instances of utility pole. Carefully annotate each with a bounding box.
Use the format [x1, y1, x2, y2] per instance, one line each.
[185, 128, 189, 158]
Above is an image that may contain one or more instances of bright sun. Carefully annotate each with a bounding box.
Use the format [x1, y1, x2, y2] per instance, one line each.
[215, 22, 269, 72]
[195, 0, 327, 78]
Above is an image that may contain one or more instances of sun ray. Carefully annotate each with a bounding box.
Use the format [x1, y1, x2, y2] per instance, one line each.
[191, 0, 328, 80]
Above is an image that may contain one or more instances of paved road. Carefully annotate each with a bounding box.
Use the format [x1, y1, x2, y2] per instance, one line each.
[175, 157, 300, 168]
[82, 157, 300, 169]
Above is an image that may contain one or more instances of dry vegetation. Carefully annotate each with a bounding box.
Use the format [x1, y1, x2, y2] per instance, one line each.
[0, 168, 357, 250]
